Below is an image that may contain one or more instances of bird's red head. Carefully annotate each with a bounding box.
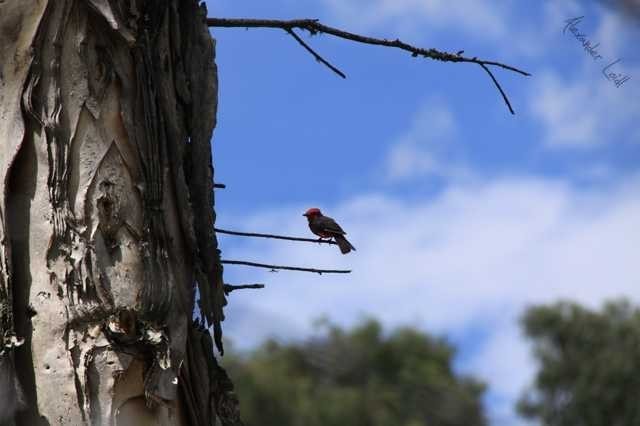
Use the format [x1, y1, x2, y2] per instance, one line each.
[303, 207, 322, 217]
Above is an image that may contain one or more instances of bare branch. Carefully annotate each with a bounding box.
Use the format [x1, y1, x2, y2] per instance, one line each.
[207, 18, 529, 75]
[207, 17, 531, 114]
[221, 260, 351, 274]
[223, 284, 265, 295]
[215, 227, 339, 246]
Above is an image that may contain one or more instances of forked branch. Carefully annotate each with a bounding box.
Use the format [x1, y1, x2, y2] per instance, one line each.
[207, 17, 531, 114]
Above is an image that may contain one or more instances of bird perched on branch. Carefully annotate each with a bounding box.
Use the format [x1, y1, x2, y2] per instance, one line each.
[303, 208, 356, 254]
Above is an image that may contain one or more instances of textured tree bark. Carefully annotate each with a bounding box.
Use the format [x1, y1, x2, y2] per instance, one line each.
[0, 1, 237, 424]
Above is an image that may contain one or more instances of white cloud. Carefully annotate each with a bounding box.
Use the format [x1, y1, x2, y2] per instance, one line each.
[530, 71, 599, 147]
[529, 65, 639, 148]
[465, 321, 537, 425]
[220, 174, 640, 424]
[385, 100, 472, 181]
[594, 10, 625, 55]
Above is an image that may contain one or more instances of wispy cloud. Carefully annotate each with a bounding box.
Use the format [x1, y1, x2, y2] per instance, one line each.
[320, 0, 508, 39]
[385, 100, 472, 182]
[466, 321, 537, 426]
[529, 64, 639, 148]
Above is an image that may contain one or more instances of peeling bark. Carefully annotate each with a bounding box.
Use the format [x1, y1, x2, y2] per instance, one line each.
[0, 1, 233, 424]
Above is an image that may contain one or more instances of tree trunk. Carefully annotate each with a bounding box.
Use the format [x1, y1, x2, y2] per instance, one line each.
[0, 1, 237, 424]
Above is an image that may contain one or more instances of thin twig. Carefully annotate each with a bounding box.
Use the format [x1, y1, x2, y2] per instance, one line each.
[207, 17, 530, 114]
[215, 227, 338, 246]
[223, 283, 265, 295]
[480, 63, 514, 114]
[221, 260, 351, 274]
[286, 29, 346, 78]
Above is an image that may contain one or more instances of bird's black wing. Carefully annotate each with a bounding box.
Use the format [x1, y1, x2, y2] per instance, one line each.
[316, 216, 347, 235]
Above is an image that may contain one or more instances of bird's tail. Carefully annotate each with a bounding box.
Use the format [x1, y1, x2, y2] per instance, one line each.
[335, 235, 356, 254]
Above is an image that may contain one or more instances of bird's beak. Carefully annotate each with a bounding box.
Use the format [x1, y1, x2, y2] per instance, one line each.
[302, 213, 308, 217]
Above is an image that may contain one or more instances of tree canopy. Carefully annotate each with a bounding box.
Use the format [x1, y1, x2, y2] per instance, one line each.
[519, 299, 640, 426]
[223, 319, 486, 426]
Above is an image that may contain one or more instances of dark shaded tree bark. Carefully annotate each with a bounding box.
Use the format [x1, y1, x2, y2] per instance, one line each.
[0, 1, 235, 424]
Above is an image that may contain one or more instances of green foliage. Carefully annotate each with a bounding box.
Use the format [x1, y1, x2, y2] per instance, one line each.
[223, 319, 486, 426]
[519, 299, 640, 426]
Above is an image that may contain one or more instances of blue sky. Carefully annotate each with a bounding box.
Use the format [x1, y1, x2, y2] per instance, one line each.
[204, 1, 639, 424]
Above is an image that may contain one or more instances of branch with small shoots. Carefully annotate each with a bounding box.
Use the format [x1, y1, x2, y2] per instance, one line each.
[207, 17, 531, 114]
[223, 284, 266, 295]
[221, 260, 351, 275]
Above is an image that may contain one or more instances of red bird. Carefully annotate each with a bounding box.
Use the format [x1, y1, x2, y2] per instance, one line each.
[303, 208, 356, 254]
